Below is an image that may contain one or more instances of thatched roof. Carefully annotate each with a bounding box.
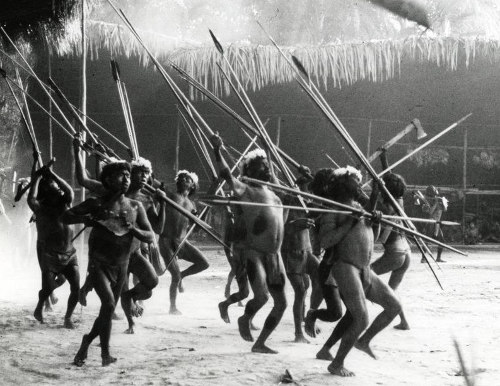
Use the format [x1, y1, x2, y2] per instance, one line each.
[11, 0, 500, 94]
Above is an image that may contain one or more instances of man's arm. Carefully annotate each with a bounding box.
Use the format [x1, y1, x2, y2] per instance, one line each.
[27, 174, 42, 213]
[73, 134, 107, 195]
[129, 201, 155, 243]
[147, 190, 167, 234]
[318, 213, 357, 249]
[61, 198, 98, 226]
[210, 134, 246, 196]
[46, 168, 74, 204]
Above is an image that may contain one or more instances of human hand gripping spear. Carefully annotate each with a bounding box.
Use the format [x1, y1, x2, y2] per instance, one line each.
[257, 22, 466, 285]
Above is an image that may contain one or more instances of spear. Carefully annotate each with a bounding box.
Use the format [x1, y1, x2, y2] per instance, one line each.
[377, 114, 472, 178]
[169, 134, 260, 263]
[0, 64, 128, 150]
[110, 59, 138, 159]
[170, 63, 312, 179]
[242, 177, 466, 257]
[257, 23, 448, 273]
[209, 30, 297, 189]
[201, 198, 461, 225]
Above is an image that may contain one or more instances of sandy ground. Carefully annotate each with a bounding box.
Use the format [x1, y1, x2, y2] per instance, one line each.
[0, 243, 499, 386]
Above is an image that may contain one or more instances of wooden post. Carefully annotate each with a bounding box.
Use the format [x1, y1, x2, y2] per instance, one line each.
[79, 0, 87, 252]
[276, 116, 281, 147]
[366, 119, 372, 158]
[48, 48, 53, 160]
[174, 109, 180, 174]
[462, 127, 467, 244]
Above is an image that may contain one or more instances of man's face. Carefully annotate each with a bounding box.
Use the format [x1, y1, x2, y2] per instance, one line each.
[176, 174, 194, 193]
[247, 158, 271, 181]
[131, 167, 151, 187]
[107, 169, 131, 193]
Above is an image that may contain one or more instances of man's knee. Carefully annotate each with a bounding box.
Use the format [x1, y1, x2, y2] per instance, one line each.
[101, 301, 116, 316]
[200, 259, 209, 271]
[387, 297, 402, 316]
[255, 292, 270, 305]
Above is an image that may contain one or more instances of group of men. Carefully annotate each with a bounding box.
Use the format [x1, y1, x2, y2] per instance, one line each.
[21, 128, 448, 376]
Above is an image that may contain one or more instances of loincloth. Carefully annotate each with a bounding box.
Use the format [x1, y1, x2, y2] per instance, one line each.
[281, 248, 312, 274]
[37, 242, 77, 274]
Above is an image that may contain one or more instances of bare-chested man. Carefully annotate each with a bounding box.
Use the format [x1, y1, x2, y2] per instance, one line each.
[281, 175, 323, 343]
[420, 185, 447, 263]
[211, 134, 287, 354]
[371, 170, 411, 330]
[72, 139, 164, 333]
[64, 161, 154, 366]
[314, 166, 401, 376]
[303, 169, 344, 347]
[158, 170, 209, 315]
[28, 155, 80, 328]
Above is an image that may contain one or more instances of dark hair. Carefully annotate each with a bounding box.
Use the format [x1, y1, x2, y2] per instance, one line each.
[36, 176, 56, 201]
[328, 172, 361, 202]
[425, 185, 438, 197]
[241, 156, 267, 177]
[310, 168, 335, 198]
[175, 172, 197, 196]
[383, 172, 406, 199]
[100, 161, 131, 188]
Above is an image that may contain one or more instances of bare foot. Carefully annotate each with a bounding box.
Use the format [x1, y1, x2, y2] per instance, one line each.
[124, 326, 135, 334]
[130, 302, 144, 318]
[304, 311, 316, 338]
[327, 360, 355, 377]
[78, 288, 88, 307]
[169, 308, 182, 315]
[64, 318, 75, 329]
[218, 301, 230, 323]
[34, 307, 44, 323]
[294, 334, 310, 344]
[436, 259, 446, 263]
[73, 335, 90, 367]
[112, 312, 122, 321]
[50, 293, 59, 305]
[238, 315, 253, 342]
[251, 344, 278, 354]
[178, 280, 184, 293]
[316, 347, 334, 361]
[102, 355, 117, 366]
[44, 300, 53, 313]
[394, 321, 410, 330]
[355, 340, 377, 359]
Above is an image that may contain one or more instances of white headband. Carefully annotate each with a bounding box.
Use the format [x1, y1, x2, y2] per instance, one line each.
[131, 157, 152, 173]
[239, 149, 267, 171]
[333, 165, 362, 182]
[175, 170, 199, 186]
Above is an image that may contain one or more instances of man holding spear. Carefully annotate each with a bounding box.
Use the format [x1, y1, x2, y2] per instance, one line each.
[210, 133, 287, 354]
[158, 170, 209, 315]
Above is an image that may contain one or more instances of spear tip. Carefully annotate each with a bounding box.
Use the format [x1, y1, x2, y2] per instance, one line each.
[291, 55, 308, 78]
[209, 29, 224, 55]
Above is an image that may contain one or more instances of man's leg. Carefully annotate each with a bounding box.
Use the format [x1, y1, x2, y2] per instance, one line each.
[252, 256, 287, 354]
[179, 242, 209, 283]
[62, 263, 80, 329]
[238, 255, 269, 343]
[74, 267, 116, 367]
[355, 272, 401, 359]
[287, 272, 309, 343]
[306, 252, 323, 311]
[122, 252, 159, 333]
[327, 263, 369, 377]
[219, 254, 250, 323]
[160, 240, 182, 315]
[387, 252, 411, 330]
[34, 270, 57, 323]
[305, 259, 343, 338]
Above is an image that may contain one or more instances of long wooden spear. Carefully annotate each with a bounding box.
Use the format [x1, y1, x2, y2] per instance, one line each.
[242, 177, 466, 257]
[257, 22, 454, 273]
[170, 63, 312, 179]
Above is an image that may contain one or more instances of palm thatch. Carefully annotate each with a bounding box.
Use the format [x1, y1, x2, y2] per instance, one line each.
[14, 0, 500, 95]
